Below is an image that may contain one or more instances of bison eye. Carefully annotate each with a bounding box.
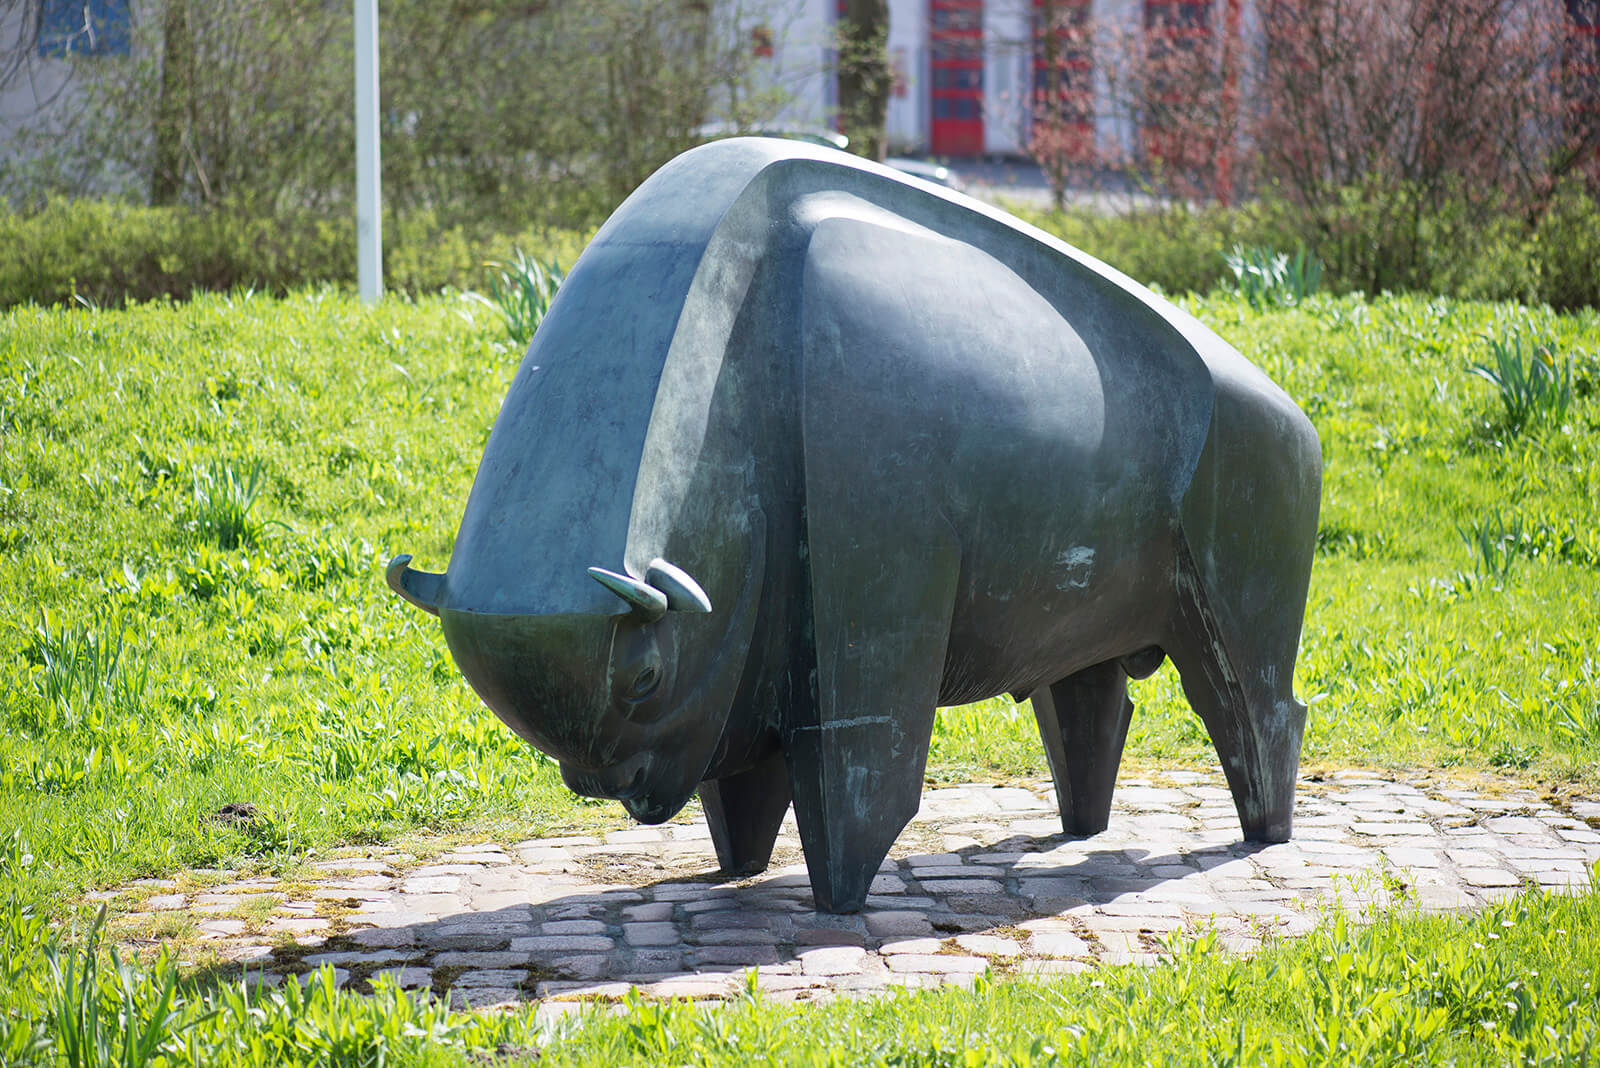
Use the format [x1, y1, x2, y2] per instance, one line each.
[625, 665, 661, 702]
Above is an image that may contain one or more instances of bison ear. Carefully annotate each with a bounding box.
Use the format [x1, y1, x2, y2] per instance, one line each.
[646, 558, 713, 614]
[587, 567, 668, 622]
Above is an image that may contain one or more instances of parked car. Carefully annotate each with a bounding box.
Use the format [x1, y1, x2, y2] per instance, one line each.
[883, 156, 955, 189]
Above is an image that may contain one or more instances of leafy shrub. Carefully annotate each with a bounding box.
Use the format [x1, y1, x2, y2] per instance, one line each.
[8, 180, 1599, 312]
[0, 199, 587, 310]
[1019, 181, 1600, 309]
[1529, 182, 1600, 312]
[1011, 203, 1238, 295]
[0, 199, 352, 309]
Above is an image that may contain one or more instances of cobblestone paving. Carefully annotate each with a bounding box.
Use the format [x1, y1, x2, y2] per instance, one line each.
[102, 772, 1599, 1015]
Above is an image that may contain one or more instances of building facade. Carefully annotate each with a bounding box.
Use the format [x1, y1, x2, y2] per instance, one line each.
[763, 0, 1599, 159]
[762, 0, 1235, 158]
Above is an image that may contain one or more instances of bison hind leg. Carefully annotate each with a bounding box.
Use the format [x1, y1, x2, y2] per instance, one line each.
[1164, 537, 1308, 843]
[699, 750, 793, 875]
[1031, 660, 1138, 837]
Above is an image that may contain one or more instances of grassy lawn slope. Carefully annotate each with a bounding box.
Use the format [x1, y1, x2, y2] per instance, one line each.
[2, 286, 1598, 1062]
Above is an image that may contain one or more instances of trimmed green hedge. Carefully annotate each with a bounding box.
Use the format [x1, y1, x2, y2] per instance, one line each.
[5, 182, 1599, 310]
[0, 199, 588, 310]
[1011, 180, 1600, 311]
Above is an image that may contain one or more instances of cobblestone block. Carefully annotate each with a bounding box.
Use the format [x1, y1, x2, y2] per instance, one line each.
[884, 954, 988, 975]
[694, 946, 780, 972]
[954, 934, 1020, 956]
[694, 928, 784, 947]
[455, 969, 528, 988]
[1028, 932, 1089, 957]
[647, 975, 736, 998]
[626, 948, 686, 973]
[1459, 868, 1520, 888]
[540, 919, 608, 935]
[433, 951, 535, 969]
[624, 922, 680, 947]
[93, 775, 1595, 1008]
[799, 947, 867, 976]
[864, 911, 934, 937]
[509, 935, 615, 952]
[371, 966, 432, 990]
[794, 927, 867, 947]
[450, 987, 523, 1009]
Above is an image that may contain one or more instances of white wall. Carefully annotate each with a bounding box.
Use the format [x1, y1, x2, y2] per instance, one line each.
[764, 0, 837, 129]
[0, 5, 80, 164]
[1091, 0, 1140, 161]
[762, 0, 932, 151]
[885, 0, 928, 152]
[0, 1, 147, 198]
[982, 0, 1031, 155]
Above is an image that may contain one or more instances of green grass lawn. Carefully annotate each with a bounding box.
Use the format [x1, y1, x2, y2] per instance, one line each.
[2, 869, 1596, 1065]
[2, 287, 1598, 905]
[2, 285, 1598, 1063]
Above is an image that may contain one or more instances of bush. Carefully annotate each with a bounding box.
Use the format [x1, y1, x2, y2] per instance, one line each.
[1011, 203, 1241, 295]
[1014, 179, 1600, 309]
[7, 179, 1598, 312]
[4, 2, 783, 231]
[0, 199, 588, 309]
[1530, 183, 1600, 312]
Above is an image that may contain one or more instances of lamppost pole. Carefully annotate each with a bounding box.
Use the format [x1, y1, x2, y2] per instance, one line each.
[355, 0, 382, 303]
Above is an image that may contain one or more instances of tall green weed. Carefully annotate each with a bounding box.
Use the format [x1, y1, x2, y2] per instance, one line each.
[1468, 332, 1574, 434]
[1222, 244, 1323, 308]
[186, 460, 273, 551]
[468, 251, 565, 347]
[25, 611, 149, 732]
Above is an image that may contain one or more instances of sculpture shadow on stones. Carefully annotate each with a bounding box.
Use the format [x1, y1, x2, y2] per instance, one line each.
[228, 832, 1274, 1000]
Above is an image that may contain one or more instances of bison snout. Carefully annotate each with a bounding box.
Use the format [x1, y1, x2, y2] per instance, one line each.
[561, 752, 651, 801]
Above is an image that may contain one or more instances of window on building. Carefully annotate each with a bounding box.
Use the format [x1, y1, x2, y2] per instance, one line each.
[933, 67, 983, 91]
[1568, 1, 1599, 96]
[752, 25, 774, 59]
[37, 0, 132, 58]
[933, 97, 982, 120]
[1144, 0, 1211, 34]
[1033, 0, 1093, 128]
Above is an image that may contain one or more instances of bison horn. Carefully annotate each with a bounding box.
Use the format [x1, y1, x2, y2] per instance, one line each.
[588, 567, 669, 622]
[588, 559, 714, 621]
[645, 558, 713, 613]
[386, 554, 444, 616]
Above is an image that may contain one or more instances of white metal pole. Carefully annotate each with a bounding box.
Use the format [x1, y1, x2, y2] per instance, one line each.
[355, 0, 382, 303]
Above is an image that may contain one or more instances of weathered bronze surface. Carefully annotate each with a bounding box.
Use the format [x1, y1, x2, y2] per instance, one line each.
[388, 137, 1322, 913]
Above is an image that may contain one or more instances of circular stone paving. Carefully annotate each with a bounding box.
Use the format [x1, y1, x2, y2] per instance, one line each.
[99, 772, 1600, 1014]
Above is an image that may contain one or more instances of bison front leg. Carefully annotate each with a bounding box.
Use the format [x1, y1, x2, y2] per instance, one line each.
[784, 709, 939, 913]
[699, 750, 793, 875]
[786, 498, 961, 912]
